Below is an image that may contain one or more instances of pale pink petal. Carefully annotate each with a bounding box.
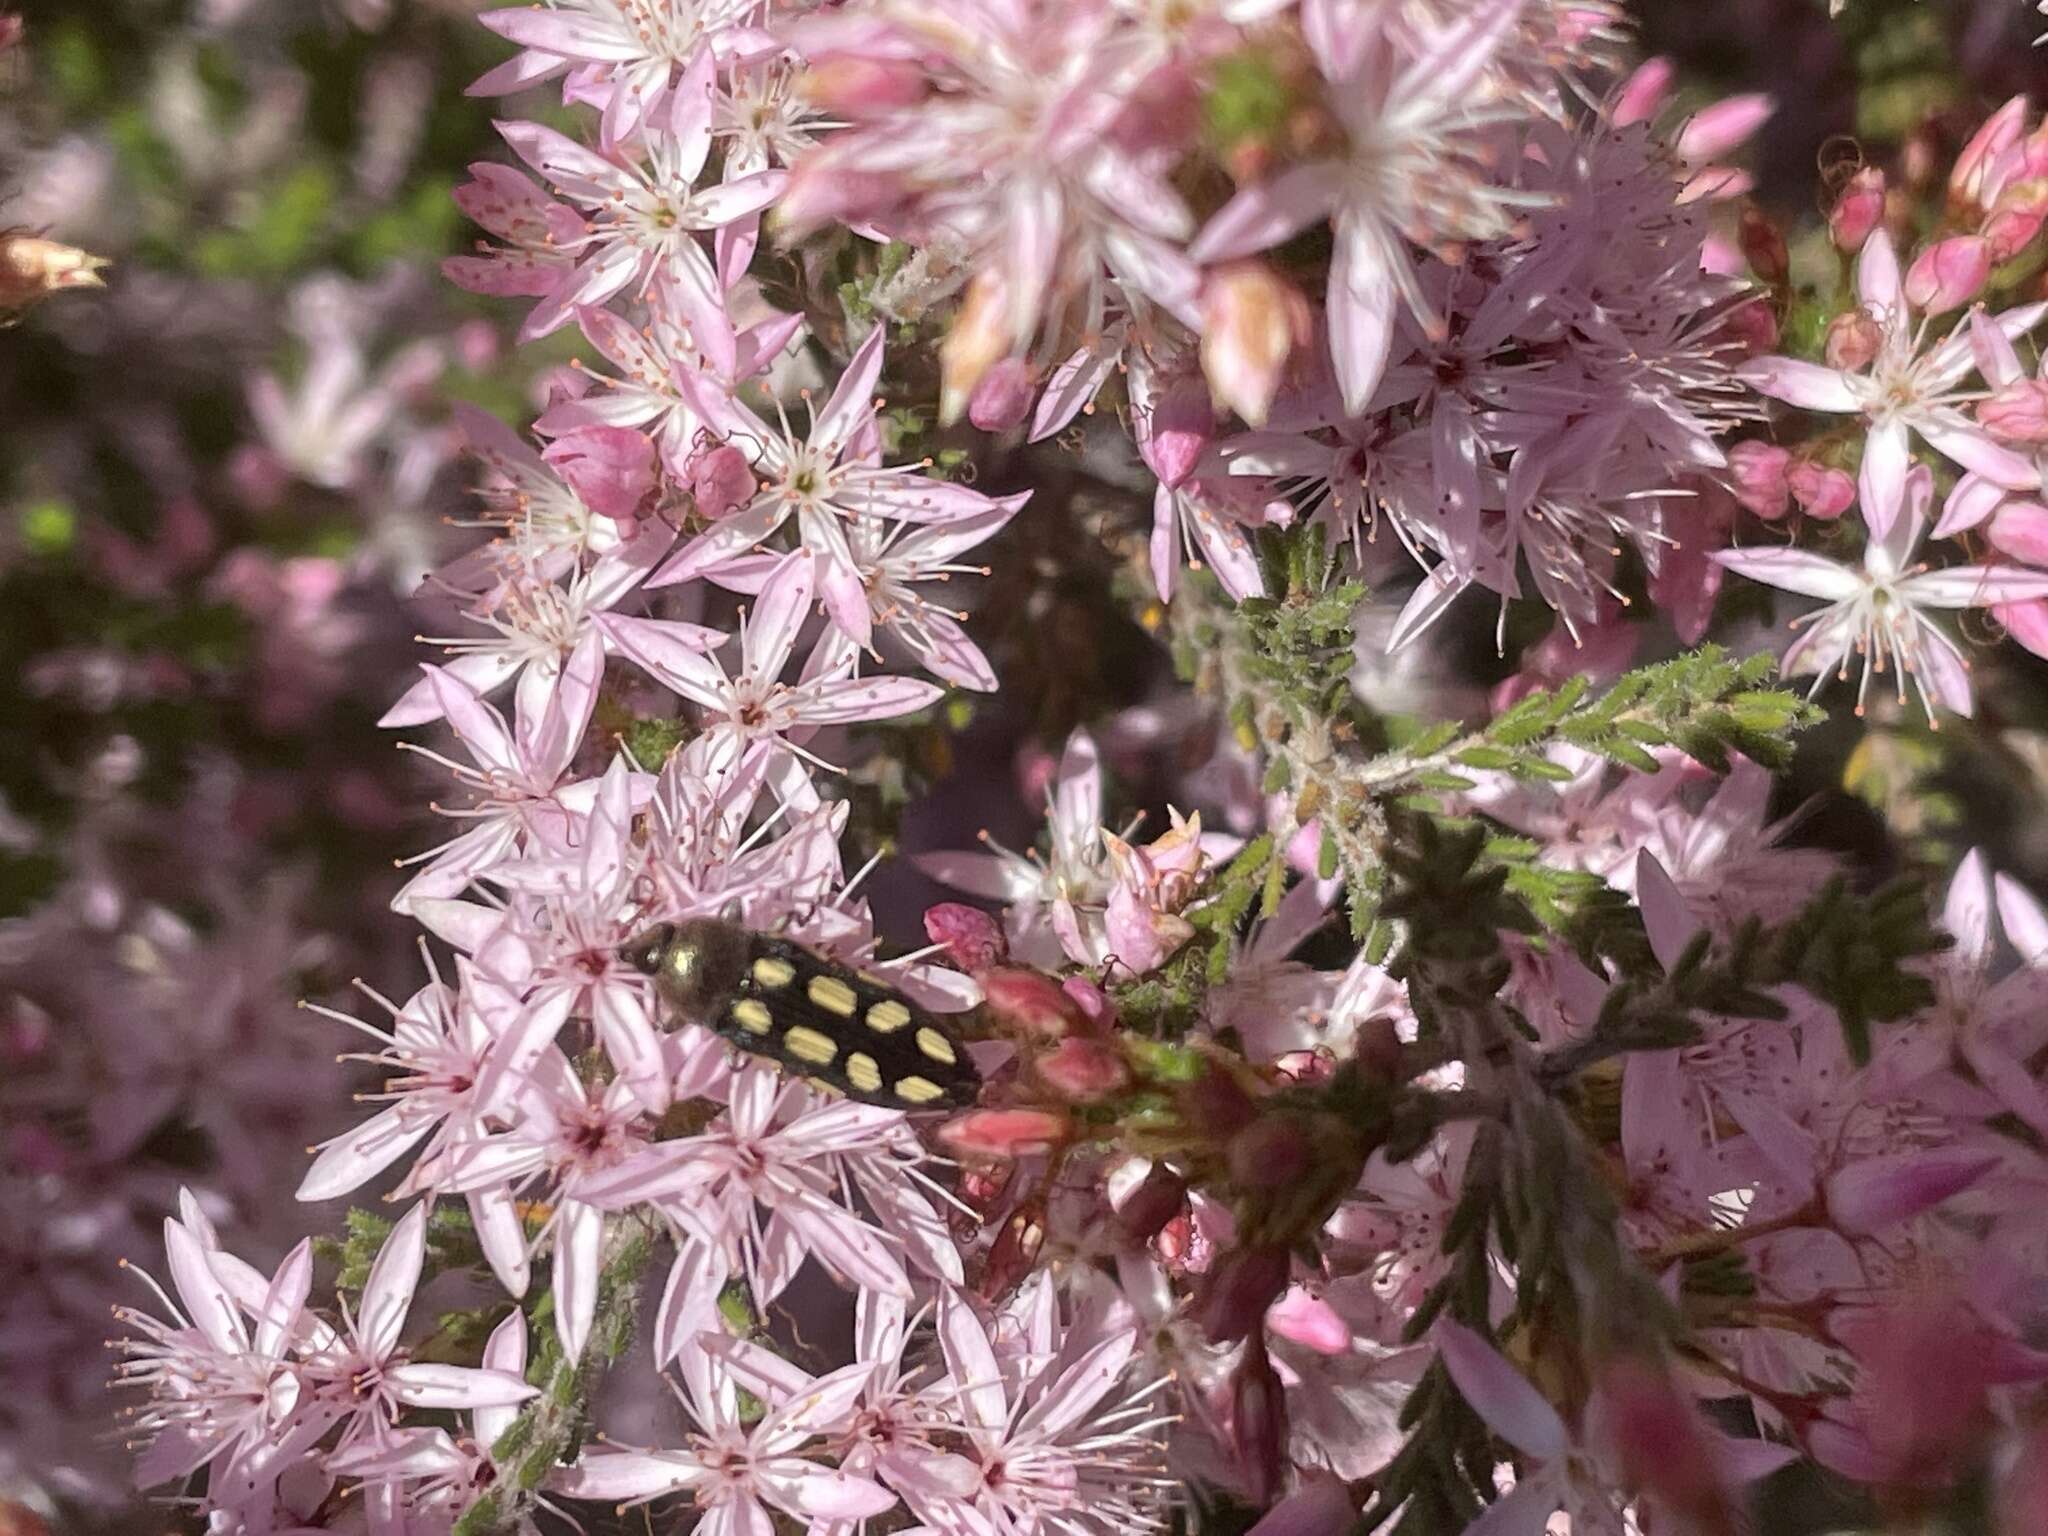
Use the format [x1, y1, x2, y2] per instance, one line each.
[389, 1362, 538, 1409]
[553, 1198, 604, 1363]
[1434, 1321, 1569, 1460]
[1328, 227, 1400, 415]
[795, 675, 944, 724]
[937, 1287, 1009, 1432]
[1918, 418, 2042, 490]
[552, 1449, 707, 1501]
[1712, 546, 1861, 601]
[297, 1107, 432, 1202]
[1900, 564, 2048, 608]
[1858, 417, 1911, 540]
[1825, 1148, 1999, 1235]
[1996, 872, 2048, 964]
[812, 325, 886, 455]
[1856, 227, 1902, 315]
[1735, 357, 1859, 413]
[359, 1203, 428, 1362]
[1935, 473, 2009, 540]
[164, 1218, 247, 1356]
[1189, 162, 1344, 264]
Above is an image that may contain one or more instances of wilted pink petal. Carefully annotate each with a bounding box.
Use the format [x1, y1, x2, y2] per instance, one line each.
[687, 442, 757, 520]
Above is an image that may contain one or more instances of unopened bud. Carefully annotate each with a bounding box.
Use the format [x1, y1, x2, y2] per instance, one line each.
[1830, 167, 1887, 253]
[1787, 460, 1856, 521]
[1200, 1243, 1291, 1344]
[1981, 380, 2048, 444]
[689, 442, 757, 520]
[1611, 57, 1674, 128]
[1984, 179, 2048, 265]
[1677, 94, 1774, 165]
[980, 966, 1083, 1041]
[1738, 205, 1789, 284]
[923, 902, 1007, 972]
[937, 1108, 1072, 1160]
[1904, 235, 1991, 314]
[967, 356, 1034, 432]
[800, 57, 929, 113]
[939, 270, 1013, 425]
[1720, 295, 1778, 357]
[543, 424, 656, 523]
[1592, 1358, 1735, 1536]
[1728, 441, 1793, 520]
[1824, 310, 1883, 372]
[1953, 95, 2030, 212]
[1035, 1036, 1130, 1102]
[0, 235, 108, 317]
[1200, 261, 1310, 428]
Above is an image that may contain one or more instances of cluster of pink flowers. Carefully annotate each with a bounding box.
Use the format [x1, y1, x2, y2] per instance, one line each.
[103, 3, 2048, 1536]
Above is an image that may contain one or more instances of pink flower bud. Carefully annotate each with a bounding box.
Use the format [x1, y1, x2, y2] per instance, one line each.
[1981, 380, 2048, 444]
[688, 442, 757, 520]
[1953, 96, 2031, 212]
[966, 356, 1034, 432]
[1265, 1285, 1352, 1355]
[1034, 1036, 1131, 1103]
[1719, 295, 1778, 357]
[1787, 460, 1856, 521]
[1201, 1244, 1291, 1345]
[543, 425, 657, 523]
[1677, 94, 1774, 166]
[1115, 1162, 1188, 1243]
[1590, 1359, 1733, 1533]
[1199, 261, 1310, 428]
[923, 902, 1007, 972]
[2002, 597, 2048, 661]
[1137, 374, 1214, 490]
[1060, 974, 1118, 1033]
[1229, 1339, 1288, 1504]
[1989, 501, 2048, 565]
[1839, 1295, 2016, 1487]
[1611, 58, 1674, 128]
[1738, 205, 1789, 284]
[1830, 167, 1887, 253]
[1904, 235, 1992, 314]
[1826, 1148, 1999, 1235]
[1984, 179, 2048, 265]
[1727, 441, 1793, 519]
[800, 57, 929, 114]
[1824, 310, 1883, 372]
[980, 966, 1083, 1041]
[936, 1108, 1071, 1159]
[939, 270, 1013, 425]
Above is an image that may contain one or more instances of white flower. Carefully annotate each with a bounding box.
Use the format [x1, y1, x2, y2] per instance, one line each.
[1716, 465, 2048, 718]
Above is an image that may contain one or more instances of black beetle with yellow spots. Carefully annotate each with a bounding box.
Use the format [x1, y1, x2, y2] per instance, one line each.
[622, 916, 981, 1111]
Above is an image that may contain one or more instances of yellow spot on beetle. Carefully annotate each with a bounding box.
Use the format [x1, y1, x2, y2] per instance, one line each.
[732, 999, 774, 1035]
[865, 999, 912, 1034]
[845, 1052, 883, 1093]
[784, 1025, 839, 1066]
[807, 975, 859, 1017]
[752, 956, 797, 989]
[895, 1075, 945, 1105]
[915, 1026, 958, 1065]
